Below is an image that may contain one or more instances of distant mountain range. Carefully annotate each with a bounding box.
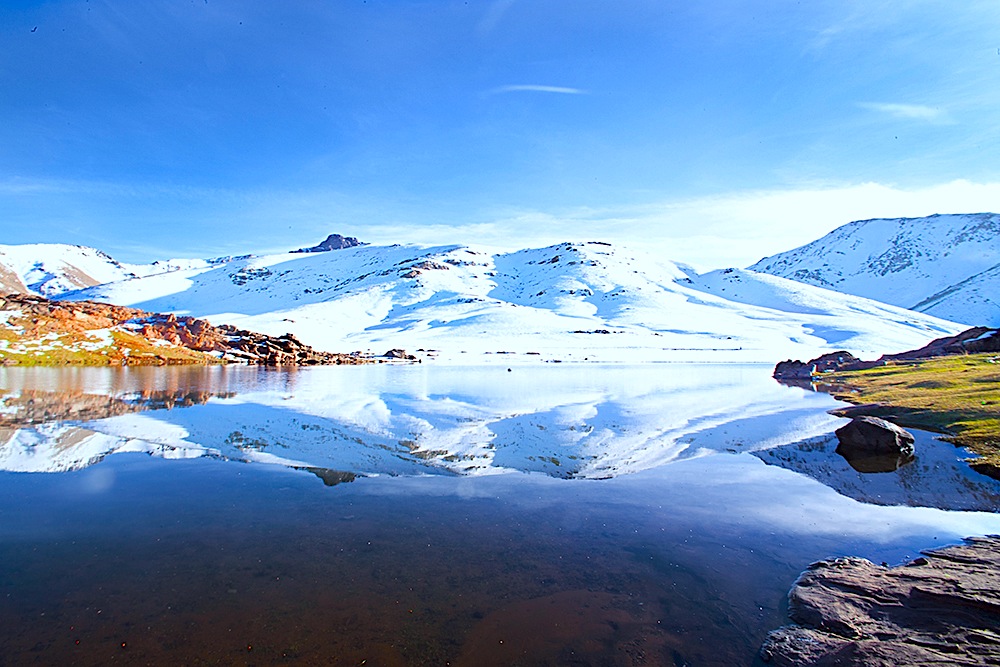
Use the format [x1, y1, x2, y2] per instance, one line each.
[2, 213, 992, 363]
[750, 213, 1000, 326]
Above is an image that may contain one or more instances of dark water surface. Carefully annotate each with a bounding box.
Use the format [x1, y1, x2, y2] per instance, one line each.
[2, 365, 999, 666]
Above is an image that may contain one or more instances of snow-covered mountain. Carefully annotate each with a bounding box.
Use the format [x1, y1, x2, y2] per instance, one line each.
[0, 243, 134, 295]
[749, 213, 1000, 326]
[55, 239, 963, 363]
[0, 242, 220, 297]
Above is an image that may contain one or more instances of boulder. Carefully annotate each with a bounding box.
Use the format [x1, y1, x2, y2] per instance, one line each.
[834, 416, 914, 459]
[773, 351, 873, 383]
[773, 359, 812, 381]
[810, 350, 864, 372]
[760, 536, 1000, 666]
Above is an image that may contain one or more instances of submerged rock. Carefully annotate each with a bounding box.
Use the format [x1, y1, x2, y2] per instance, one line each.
[760, 535, 1000, 666]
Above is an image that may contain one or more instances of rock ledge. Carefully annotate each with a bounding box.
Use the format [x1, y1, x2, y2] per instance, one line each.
[760, 535, 1000, 666]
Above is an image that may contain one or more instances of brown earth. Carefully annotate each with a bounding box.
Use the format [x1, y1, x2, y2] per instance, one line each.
[0, 293, 370, 366]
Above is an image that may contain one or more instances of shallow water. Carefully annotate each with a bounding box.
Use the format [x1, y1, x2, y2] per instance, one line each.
[2, 364, 999, 666]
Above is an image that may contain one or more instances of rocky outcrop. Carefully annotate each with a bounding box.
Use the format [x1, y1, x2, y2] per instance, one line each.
[0, 293, 368, 366]
[292, 233, 364, 253]
[384, 348, 417, 361]
[809, 351, 866, 372]
[773, 351, 872, 382]
[772, 359, 814, 382]
[882, 326, 1000, 360]
[760, 535, 1000, 666]
[774, 328, 1000, 384]
[212, 326, 364, 365]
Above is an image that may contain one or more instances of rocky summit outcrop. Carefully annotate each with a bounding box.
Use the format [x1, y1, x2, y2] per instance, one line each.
[760, 535, 1000, 666]
[0, 293, 368, 366]
[292, 233, 364, 253]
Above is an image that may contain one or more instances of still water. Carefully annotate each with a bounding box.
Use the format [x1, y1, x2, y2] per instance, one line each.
[2, 364, 999, 665]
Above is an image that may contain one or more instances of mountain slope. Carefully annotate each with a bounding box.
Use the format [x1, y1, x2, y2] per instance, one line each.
[748, 213, 1000, 326]
[60, 240, 963, 363]
[0, 242, 221, 297]
[0, 243, 137, 296]
[910, 262, 1000, 325]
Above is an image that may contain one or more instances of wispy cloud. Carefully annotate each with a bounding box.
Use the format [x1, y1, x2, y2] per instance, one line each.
[476, 0, 517, 37]
[858, 102, 952, 123]
[487, 84, 588, 96]
[442, 180, 1000, 271]
[8, 174, 999, 271]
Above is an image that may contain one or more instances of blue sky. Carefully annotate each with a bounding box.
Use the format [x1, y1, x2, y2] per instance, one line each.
[2, 0, 1000, 269]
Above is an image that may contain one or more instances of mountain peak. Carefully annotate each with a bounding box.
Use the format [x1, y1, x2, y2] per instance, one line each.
[292, 234, 364, 253]
[749, 212, 1000, 326]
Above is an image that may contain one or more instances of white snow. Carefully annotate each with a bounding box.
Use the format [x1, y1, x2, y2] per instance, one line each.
[78, 329, 113, 351]
[55, 240, 963, 364]
[750, 213, 1000, 326]
[0, 364, 846, 478]
[0, 242, 220, 298]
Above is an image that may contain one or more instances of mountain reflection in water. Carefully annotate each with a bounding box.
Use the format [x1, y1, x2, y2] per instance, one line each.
[2, 364, 998, 511]
[2, 364, 1000, 665]
[2, 363, 844, 477]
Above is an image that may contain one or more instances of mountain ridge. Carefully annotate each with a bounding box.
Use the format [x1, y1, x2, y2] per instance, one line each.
[2, 217, 985, 363]
[749, 212, 1000, 326]
[36, 237, 961, 364]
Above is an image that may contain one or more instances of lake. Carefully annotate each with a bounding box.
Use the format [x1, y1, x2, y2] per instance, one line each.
[2, 364, 999, 666]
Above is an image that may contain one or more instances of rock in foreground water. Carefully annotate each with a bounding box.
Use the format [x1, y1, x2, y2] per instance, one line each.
[760, 535, 1000, 666]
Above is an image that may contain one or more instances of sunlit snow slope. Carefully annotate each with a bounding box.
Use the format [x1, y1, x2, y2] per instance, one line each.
[60, 240, 962, 363]
[749, 213, 1000, 326]
[0, 243, 216, 297]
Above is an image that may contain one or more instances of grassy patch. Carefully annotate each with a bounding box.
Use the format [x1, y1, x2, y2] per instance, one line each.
[824, 354, 1000, 467]
[0, 328, 223, 366]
